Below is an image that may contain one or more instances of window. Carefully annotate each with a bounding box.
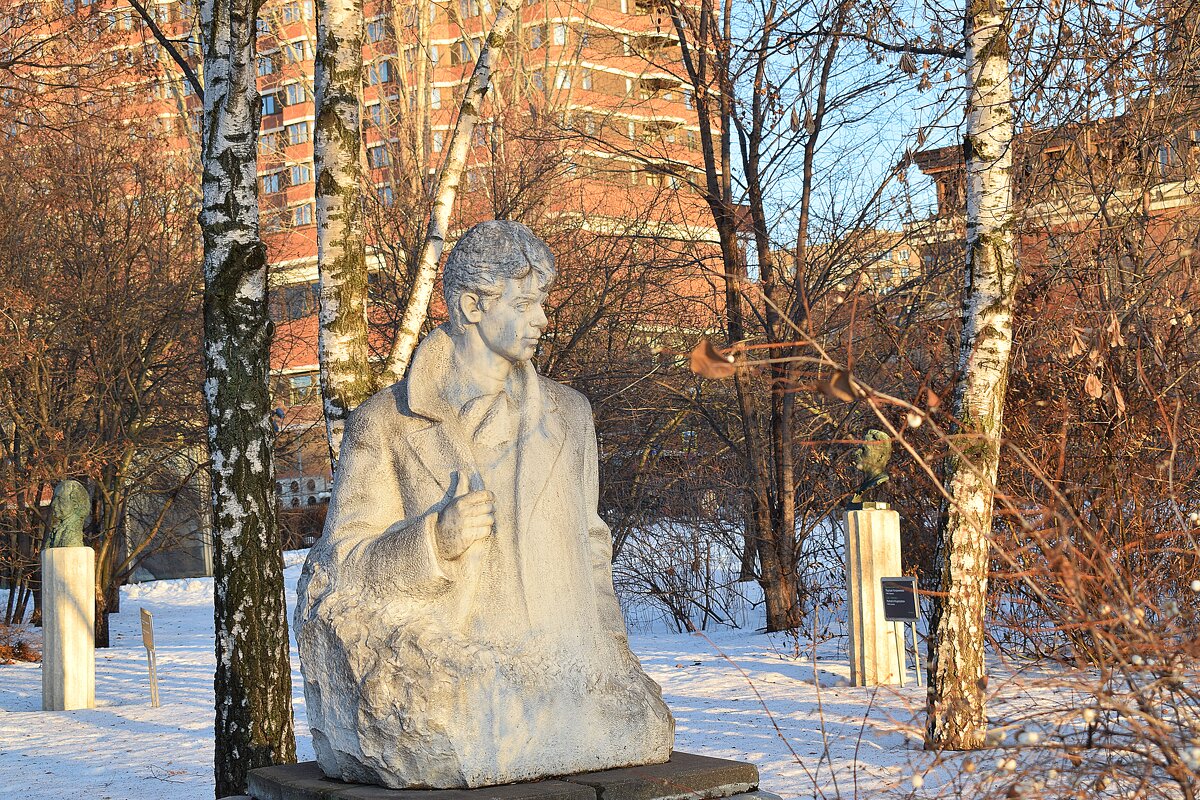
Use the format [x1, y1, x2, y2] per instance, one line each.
[262, 94, 281, 115]
[260, 130, 278, 150]
[684, 90, 694, 109]
[63, 0, 76, 12]
[284, 83, 307, 106]
[283, 40, 312, 63]
[529, 25, 545, 49]
[367, 60, 394, 85]
[377, 185, 394, 205]
[366, 103, 382, 127]
[459, 0, 479, 17]
[288, 374, 315, 405]
[553, 23, 567, 46]
[258, 55, 276, 76]
[898, 249, 910, 262]
[256, 17, 270, 33]
[261, 172, 284, 193]
[292, 203, 314, 226]
[366, 19, 385, 42]
[430, 87, 442, 109]
[1159, 141, 1182, 176]
[432, 131, 444, 152]
[281, 2, 300, 22]
[272, 282, 318, 321]
[367, 145, 391, 168]
[430, 45, 439, 64]
[451, 40, 476, 65]
[531, 70, 544, 90]
[581, 69, 593, 90]
[285, 121, 310, 145]
[290, 162, 312, 186]
[555, 69, 571, 89]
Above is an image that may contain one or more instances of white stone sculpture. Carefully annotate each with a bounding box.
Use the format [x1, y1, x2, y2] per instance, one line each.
[295, 221, 674, 790]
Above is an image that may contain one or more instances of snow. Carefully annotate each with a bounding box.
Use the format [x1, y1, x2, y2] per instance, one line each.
[2, 552, 948, 799]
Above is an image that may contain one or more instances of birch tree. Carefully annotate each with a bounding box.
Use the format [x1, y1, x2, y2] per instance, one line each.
[925, 0, 1016, 751]
[313, 0, 372, 467]
[199, 0, 297, 792]
[382, 0, 524, 382]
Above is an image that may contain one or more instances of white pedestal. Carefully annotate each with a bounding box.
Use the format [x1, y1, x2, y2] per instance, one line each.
[843, 507, 902, 686]
[41, 547, 96, 711]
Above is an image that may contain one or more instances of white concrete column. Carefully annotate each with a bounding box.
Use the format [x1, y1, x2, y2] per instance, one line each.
[41, 546, 96, 711]
[844, 507, 902, 686]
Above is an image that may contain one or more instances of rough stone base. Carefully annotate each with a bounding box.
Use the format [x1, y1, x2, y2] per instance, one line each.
[245, 752, 782, 800]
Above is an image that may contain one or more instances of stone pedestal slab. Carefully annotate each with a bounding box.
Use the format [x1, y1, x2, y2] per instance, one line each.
[41, 546, 95, 711]
[843, 507, 902, 687]
[246, 753, 778, 800]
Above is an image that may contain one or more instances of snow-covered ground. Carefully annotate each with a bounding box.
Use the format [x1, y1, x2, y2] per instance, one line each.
[2, 551, 946, 800]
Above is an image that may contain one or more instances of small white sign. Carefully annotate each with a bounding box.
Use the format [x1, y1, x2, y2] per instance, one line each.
[140, 608, 160, 708]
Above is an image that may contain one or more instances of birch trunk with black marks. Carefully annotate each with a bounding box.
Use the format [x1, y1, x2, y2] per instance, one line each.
[383, 0, 523, 382]
[199, 0, 297, 793]
[314, 0, 372, 468]
[925, 0, 1015, 751]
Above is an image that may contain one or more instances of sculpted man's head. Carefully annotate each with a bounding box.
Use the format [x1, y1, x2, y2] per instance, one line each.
[444, 221, 555, 364]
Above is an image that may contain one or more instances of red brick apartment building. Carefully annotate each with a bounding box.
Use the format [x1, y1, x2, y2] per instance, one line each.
[907, 108, 1200, 275]
[26, 0, 724, 512]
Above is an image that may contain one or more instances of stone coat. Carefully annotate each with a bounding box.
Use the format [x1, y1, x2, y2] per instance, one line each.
[295, 326, 674, 789]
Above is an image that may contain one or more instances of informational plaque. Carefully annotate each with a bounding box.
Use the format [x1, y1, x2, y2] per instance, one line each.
[140, 608, 160, 708]
[880, 577, 919, 622]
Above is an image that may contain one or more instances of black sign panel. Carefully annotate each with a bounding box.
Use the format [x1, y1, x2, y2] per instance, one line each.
[881, 577, 919, 621]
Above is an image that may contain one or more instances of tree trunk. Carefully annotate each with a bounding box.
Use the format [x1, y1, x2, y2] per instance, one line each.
[925, 0, 1015, 752]
[199, 0, 297, 794]
[383, 0, 524, 382]
[314, 0, 373, 468]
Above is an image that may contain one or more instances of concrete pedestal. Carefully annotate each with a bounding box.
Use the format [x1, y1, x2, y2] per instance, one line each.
[41, 546, 96, 711]
[843, 506, 902, 686]
[244, 752, 780, 800]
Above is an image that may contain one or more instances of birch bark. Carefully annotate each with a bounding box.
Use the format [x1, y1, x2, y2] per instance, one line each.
[199, 0, 297, 793]
[925, 0, 1015, 751]
[314, 0, 372, 468]
[383, 0, 523, 383]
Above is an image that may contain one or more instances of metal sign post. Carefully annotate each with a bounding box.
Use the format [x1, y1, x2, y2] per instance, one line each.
[880, 577, 921, 688]
[140, 608, 160, 708]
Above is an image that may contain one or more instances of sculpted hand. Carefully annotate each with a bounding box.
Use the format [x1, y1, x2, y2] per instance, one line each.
[436, 470, 494, 560]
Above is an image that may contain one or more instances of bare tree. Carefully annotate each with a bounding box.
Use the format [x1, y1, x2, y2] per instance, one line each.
[313, 0, 373, 467]
[923, 0, 1017, 751]
[198, 0, 296, 792]
[0, 100, 207, 642]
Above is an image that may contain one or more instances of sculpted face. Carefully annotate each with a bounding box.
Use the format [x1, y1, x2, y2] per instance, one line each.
[463, 271, 549, 363]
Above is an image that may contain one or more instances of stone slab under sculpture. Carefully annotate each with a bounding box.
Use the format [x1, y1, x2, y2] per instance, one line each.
[295, 221, 674, 790]
[42, 478, 95, 711]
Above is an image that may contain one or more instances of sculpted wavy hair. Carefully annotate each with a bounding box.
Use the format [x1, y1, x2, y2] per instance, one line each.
[443, 220, 556, 335]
